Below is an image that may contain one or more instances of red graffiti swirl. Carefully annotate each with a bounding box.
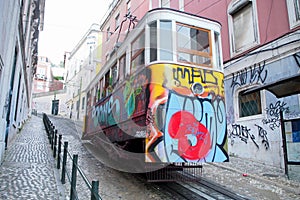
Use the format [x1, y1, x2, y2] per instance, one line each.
[168, 111, 211, 160]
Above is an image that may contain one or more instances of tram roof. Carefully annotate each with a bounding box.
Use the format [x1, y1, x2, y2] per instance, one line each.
[100, 7, 221, 30]
[147, 8, 222, 25]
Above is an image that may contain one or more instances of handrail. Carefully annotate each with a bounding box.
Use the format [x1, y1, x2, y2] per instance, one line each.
[42, 113, 102, 200]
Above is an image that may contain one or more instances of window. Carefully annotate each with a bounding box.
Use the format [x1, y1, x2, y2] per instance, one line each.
[160, 20, 173, 61]
[115, 13, 120, 30]
[160, 0, 170, 8]
[94, 85, 98, 104]
[87, 91, 91, 108]
[131, 31, 145, 72]
[127, 0, 131, 14]
[228, 0, 259, 55]
[99, 78, 104, 98]
[214, 32, 222, 69]
[82, 97, 85, 110]
[111, 63, 118, 85]
[105, 71, 111, 95]
[76, 100, 80, 112]
[286, 0, 300, 28]
[0, 55, 3, 86]
[177, 23, 211, 67]
[119, 54, 126, 81]
[106, 26, 111, 41]
[239, 90, 262, 117]
[179, 0, 184, 11]
[149, 21, 157, 62]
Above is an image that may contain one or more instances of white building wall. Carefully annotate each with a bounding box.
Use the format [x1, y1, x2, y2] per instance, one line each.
[0, 0, 21, 161]
[224, 33, 300, 169]
[32, 90, 68, 117]
[0, 0, 44, 162]
[65, 24, 101, 122]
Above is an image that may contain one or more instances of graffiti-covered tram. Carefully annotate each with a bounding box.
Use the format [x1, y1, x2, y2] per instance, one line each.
[82, 8, 228, 175]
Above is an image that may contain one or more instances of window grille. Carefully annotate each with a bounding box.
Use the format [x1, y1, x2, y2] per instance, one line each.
[239, 90, 262, 117]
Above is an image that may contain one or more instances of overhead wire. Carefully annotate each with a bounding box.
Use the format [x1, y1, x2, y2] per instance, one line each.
[103, 0, 296, 69]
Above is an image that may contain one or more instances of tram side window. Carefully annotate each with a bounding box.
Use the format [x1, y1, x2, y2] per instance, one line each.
[87, 91, 91, 109]
[177, 23, 212, 67]
[149, 21, 157, 62]
[119, 54, 126, 81]
[94, 86, 97, 105]
[160, 20, 173, 61]
[111, 63, 118, 86]
[214, 32, 222, 69]
[99, 78, 104, 99]
[131, 31, 145, 73]
[105, 71, 111, 96]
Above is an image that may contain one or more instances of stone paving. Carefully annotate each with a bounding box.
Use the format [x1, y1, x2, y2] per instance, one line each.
[50, 115, 300, 200]
[1, 114, 300, 200]
[0, 115, 65, 200]
[203, 157, 300, 200]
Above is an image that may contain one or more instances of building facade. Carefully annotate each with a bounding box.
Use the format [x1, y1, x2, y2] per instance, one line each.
[65, 24, 101, 121]
[0, 0, 45, 162]
[33, 56, 64, 93]
[97, 0, 299, 174]
[223, 0, 300, 177]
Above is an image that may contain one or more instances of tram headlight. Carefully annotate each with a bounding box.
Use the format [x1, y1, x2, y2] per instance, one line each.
[191, 82, 204, 96]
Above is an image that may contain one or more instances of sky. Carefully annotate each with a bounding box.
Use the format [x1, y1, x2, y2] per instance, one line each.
[38, 0, 110, 65]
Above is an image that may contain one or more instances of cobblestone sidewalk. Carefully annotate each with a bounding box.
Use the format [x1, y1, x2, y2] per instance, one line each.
[0, 115, 65, 200]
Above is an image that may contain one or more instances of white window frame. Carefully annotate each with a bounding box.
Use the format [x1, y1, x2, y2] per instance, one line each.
[286, 0, 300, 29]
[235, 87, 266, 122]
[115, 13, 120, 31]
[179, 0, 185, 11]
[127, 0, 131, 14]
[228, 0, 260, 57]
[160, 0, 170, 8]
[0, 55, 3, 84]
[106, 26, 111, 41]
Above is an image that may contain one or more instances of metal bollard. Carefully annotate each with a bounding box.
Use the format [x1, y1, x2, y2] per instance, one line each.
[49, 128, 53, 145]
[47, 122, 51, 142]
[51, 128, 56, 150]
[61, 141, 68, 184]
[50, 126, 55, 147]
[91, 181, 100, 200]
[48, 123, 51, 142]
[57, 134, 62, 169]
[70, 154, 78, 200]
[53, 130, 57, 158]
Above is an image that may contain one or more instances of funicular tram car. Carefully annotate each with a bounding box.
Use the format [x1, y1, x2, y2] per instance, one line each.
[82, 8, 228, 181]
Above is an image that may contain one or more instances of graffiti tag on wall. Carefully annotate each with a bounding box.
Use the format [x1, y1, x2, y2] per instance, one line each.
[228, 123, 270, 150]
[231, 61, 267, 93]
[262, 100, 289, 130]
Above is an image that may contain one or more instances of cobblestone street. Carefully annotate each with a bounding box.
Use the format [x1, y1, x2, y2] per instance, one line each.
[0, 115, 64, 200]
[49, 115, 300, 200]
[0, 115, 299, 200]
[46, 115, 174, 200]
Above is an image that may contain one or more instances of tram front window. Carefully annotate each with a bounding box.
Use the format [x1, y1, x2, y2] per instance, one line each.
[160, 20, 173, 61]
[131, 31, 145, 72]
[177, 23, 212, 67]
[149, 21, 157, 62]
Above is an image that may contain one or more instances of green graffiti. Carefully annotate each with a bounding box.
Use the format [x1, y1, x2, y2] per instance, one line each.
[123, 76, 142, 117]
